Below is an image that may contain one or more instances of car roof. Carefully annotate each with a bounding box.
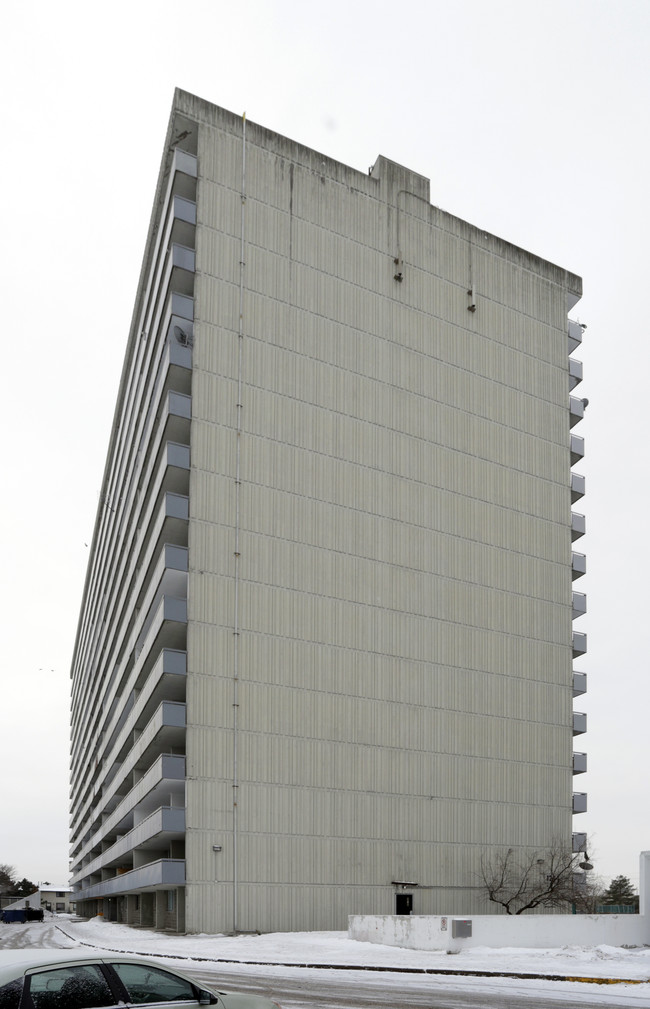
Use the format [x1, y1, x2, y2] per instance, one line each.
[0, 950, 174, 987]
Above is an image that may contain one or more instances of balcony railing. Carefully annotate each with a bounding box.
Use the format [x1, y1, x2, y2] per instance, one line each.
[78, 807, 186, 878]
[571, 511, 586, 541]
[573, 751, 587, 774]
[569, 358, 583, 390]
[568, 319, 585, 354]
[102, 647, 187, 769]
[571, 552, 586, 580]
[573, 711, 587, 735]
[572, 671, 587, 697]
[569, 396, 585, 428]
[570, 434, 585, 465]
[572, 591, 587, 619]
[171, 148, 197, 182]
[571, 472, 585, 502]
[572, 831, 587, 852]
[70, 755, 186, 879]
[73, 858, 185, 899]
[573, 792, 587, 814]
[573, 630, 587, 656]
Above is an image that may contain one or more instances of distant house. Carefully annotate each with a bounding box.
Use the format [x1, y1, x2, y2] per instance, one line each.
[2, 886, 74, 915]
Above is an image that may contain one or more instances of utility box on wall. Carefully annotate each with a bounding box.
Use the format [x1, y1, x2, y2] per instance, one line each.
[452, 919, 472, 938]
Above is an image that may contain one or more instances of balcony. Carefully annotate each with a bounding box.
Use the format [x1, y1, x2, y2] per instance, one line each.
[159, 197, 196, 255]
[102, 648, 187, 779]
[573, 630, 587, 656]
[570, 434, 585, 466]
[572, 591, 587, 619]
[81, 807, 186, 878]
[569, 358, 583, 391]
[171, 148, 197, 184]
[573, 792, 587, 814]
[571, 511, 586, 541]
[573, 711, 587, 735]
[73, 858, 185, 899]
[127, 542, 187, 662]
[572, 671, 587, 697]
[572, 832, 587, 852]
[571, 552, 586, 581]
[568, 319, 585, 354]
[70, 755, 186, 880]
[573, 751, 587, 775]
[109, 696, 186, 801]
[168, 290, 194, 322]
[569, 396, 585, 428]
[129, 494, 189, 609]
[154, 390, 192, 448]
[571, 472, 585, 503]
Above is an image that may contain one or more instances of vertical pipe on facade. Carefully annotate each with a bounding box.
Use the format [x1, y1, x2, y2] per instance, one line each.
[232, 112, 246, 935]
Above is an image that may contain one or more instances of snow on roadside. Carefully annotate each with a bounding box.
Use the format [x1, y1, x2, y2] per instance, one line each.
[53, 916, 650, 983]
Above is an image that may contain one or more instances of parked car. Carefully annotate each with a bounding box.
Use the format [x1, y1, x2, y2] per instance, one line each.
[0, 950, 282, 1008]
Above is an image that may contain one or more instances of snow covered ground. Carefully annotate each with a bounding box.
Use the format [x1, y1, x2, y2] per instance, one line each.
[50, 916, 650, 983]
[3, 916, 649, 1007]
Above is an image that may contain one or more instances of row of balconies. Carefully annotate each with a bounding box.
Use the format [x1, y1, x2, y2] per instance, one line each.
[568, 318, 587, 817]
[72, 858, 185, 900]
[70, 445, 191, 836]
[73, 805, 185, 882]
[71, 630, 188, 858]
[70, 155, 197, 867]
[70, 533, 189, 831]
[71, 696, 186, 871]
[71, 152, 196, 894]
[70, 153, 196, 770]
[71, 322, 191, 751]
[78, 645, 188, 844]
[70, 752, 186, 882]
[70, 232, 195, 802]
[70, 338, 193, 790]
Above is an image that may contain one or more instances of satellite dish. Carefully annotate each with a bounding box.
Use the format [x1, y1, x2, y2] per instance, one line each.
[173, 325, 193, 347]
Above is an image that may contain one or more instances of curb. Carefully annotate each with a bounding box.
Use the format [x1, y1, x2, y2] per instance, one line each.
[54, 925, 647, 987]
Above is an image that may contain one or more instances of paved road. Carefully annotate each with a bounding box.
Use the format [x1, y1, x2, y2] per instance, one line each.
[1, 920, 647, 1009]
[0, 922, 78, 950]
[186, 962, 650, 1009]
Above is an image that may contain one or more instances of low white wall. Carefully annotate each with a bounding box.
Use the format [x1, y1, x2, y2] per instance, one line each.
[349, 851, 650, 952]
[349, 911, 649, 952]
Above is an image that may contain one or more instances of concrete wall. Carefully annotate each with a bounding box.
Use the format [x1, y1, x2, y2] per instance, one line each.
[350, 911, 649, 951]
[349, 853, 650, 951]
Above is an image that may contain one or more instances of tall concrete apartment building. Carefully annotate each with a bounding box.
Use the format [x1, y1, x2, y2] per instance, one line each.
[69, 90, 588, 933]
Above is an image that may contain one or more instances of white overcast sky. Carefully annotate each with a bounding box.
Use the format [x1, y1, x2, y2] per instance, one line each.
[1, 0, 648, 892]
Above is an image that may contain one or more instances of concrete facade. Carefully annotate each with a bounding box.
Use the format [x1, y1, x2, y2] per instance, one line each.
[69, 90, 587, 934]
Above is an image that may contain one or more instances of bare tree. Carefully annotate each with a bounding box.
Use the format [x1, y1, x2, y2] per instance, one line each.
[0, 865, 16, 895]
[480, 842, 598, 914]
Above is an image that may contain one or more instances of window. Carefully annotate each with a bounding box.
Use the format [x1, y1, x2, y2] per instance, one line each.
[28, 964, 114, 1009]
[166, 890, 175, 912]
[110, 963, 195, 1004]
[0, 979, 23, 1009]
